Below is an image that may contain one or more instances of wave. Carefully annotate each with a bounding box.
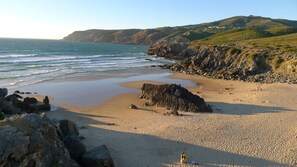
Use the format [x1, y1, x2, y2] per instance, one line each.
[0, 54, 38, 58]
[0, 68, 60, 79]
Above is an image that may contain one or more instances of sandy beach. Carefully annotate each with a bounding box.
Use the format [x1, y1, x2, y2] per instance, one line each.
[38, 72, 297, 166]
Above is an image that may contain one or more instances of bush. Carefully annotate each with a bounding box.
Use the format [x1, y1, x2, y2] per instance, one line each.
[0, 112, 4, 120]
[229, 47, 241, 54]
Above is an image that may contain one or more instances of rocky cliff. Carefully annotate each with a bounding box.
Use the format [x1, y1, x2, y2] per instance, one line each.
[148, 37, 297, 83]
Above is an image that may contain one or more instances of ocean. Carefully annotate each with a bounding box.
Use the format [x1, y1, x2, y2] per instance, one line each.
[0, 38, 173, 89]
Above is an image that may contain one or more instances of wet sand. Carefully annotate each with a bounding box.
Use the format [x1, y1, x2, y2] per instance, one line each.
[37, 72, 297, 166]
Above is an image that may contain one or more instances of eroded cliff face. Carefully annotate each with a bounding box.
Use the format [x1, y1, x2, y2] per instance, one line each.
[148, 43, 297, 83]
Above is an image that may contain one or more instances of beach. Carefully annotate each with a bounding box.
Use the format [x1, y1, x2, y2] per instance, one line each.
[29, 72, 297, 166]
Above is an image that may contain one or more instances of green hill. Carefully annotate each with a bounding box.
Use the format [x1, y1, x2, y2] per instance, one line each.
[63, 15, 297, 45]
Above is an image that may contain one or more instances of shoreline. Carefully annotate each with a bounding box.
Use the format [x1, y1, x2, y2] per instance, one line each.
[35, 71, 297, 166]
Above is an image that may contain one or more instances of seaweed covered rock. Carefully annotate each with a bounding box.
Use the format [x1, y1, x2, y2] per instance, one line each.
[140, 83, 212, 113]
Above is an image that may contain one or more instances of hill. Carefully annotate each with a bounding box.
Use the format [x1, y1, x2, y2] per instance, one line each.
[63, 16, 297, 45]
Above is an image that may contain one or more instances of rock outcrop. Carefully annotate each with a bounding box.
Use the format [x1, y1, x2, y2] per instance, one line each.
[140, 83, 212, 113]
[0, 89, 51, 117]
[0, 88, 115, 167]
[0, 113, 78, 167]
[149, 43, 297, 83]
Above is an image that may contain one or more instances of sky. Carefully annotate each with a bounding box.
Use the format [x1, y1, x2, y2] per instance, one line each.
[0, 0, 296, 39]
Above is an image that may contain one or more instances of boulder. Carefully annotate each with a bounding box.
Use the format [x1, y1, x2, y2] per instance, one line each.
[0, 97, 12, 111]
[43, 96, 50, 105]
[63, 135, 86, 161]
[0, 113, 77, 167]
[129, 104, 138, 109]
[59, 119, 79, 137]
[0, 88, 8, 97]
[23, 97, 38, 105]
[19, 113, 42, 129]
[6, 94, 23, 108]
[36, 103, 51, 111]
[140, 84, 212, 113]
[81, 145, 115, 167]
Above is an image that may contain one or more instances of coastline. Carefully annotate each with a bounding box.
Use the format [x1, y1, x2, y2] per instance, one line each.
[27, 71, 297, 166]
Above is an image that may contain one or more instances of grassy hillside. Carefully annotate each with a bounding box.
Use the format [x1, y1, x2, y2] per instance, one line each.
[63, 16, 297, 45]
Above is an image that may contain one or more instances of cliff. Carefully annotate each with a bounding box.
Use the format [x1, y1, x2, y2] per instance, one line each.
[148, 33, 297, 83]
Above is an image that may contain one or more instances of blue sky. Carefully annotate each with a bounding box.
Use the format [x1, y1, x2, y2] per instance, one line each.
[0, 0, 296, 39]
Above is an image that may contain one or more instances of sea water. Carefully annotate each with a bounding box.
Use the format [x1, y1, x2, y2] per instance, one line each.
[0, 38, 173, 89]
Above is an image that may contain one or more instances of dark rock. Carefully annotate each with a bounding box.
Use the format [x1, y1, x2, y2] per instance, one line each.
[140, 83, 213, 113]
[19, 113, 42, 129]
[63, 135, 86, 161]
[81, 145, 115, 167]
[6, 94, 23, 109]
[7, 93, 23, 99]
[0, 97, 12, 111]
[129, 104, 138, 109]
[59, 119, 79, 137]
[0, 88, 8, 97]
[0, 113, 77, 167]
[170, 109, 179, 116]
[163, 109, 180, 116]
[43, 96, 50, 105]
[37, 103, 51, 111]
[23, 97, 38, 105]
[25, 92, 32, 94]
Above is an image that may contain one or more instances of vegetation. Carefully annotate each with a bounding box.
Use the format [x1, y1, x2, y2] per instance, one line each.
[64, 15, 297, 45]
[0, 112, 4, 120]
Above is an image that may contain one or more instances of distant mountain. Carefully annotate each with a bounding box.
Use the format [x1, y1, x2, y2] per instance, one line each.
[63, 16, 297, 45]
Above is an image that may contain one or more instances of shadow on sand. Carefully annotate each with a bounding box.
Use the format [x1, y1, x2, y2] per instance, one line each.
[209, 102, 295, 115]
[47, 107, 287, 167]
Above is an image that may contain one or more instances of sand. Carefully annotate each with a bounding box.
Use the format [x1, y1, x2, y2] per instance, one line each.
[45, 73, 297, 166]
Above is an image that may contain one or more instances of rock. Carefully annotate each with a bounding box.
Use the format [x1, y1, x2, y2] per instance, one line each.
[19, 113, 42, 129]
[7, 93, 23, 99]
[23, 97, 38, 105]
[63, 135, 86, 161]
[129, 104, 138, 109]
[43, 96, 50, 105]
[0, 88, 8, 97]
[6, 94, 23, 108]
[140, 83, 213, 113]
[14, 90, 21, 94]
[0, 113, 77, 167]
[81, 145, 115, 167]
[0, 97, 12, 111]
[59, 119, 79, 137]
[37, 103, 51, 111]
[170, 109, 179, 116]
[163, 110, 180, 116]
